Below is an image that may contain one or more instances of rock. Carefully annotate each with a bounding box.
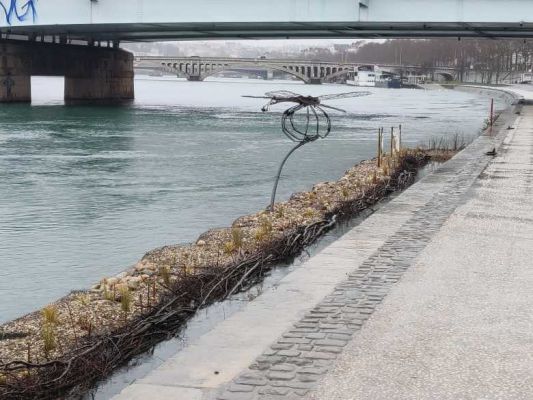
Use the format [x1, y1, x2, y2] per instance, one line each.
[140, 263, 157, 272]
[127, 277, 142, 290]
[134, 262, 147, 271]
[196, 240, 206, 246]
[114, 283, 127, 293]
[106, 277, 119, 286]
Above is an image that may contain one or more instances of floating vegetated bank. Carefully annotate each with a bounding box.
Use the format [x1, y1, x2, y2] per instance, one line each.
[0, 145, 457, 399]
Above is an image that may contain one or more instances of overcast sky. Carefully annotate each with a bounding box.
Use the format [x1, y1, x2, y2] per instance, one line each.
[164, 38, 382, 48]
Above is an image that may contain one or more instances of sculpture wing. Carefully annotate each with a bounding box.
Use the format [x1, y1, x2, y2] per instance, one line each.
[265, 90, 301, 98]
[318, 91, 371, 100]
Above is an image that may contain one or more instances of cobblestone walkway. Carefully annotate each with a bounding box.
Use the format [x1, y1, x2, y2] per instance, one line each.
[215, 120, 510, 399]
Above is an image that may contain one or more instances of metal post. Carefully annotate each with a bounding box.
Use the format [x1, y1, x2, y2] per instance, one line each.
[377, 127, 382, 167]
[269, 140, 308, 212]
[490, 98, 494, 126]
[390, 127, 394, 157]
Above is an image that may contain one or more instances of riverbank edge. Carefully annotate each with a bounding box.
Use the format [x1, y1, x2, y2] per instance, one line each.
[439, 82, 523, 104]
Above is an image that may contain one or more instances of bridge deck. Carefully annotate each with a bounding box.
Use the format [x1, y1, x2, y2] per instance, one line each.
[112, 87, 532, 399]
[4, 0, 533, 40]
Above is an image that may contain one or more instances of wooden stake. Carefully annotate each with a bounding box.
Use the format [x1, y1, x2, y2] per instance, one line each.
[490, 98, 494, 127]
[147, 284, 150, 308]
[390, 127, 394, 157]
[377, 127, 382, 167]
[390, 127, 395, 169]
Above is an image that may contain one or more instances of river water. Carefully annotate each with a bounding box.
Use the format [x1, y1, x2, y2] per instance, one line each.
[0, 77, 507, 323]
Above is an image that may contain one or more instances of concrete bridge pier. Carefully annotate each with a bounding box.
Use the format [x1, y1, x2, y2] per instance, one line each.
[64, 48, 134, 104]
[0, 40, 134, 104]
[308, 77, 323, 84]
[0, 42, 31, 102]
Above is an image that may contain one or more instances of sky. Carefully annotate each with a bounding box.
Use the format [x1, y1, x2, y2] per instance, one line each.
[160, 38, 383, 48]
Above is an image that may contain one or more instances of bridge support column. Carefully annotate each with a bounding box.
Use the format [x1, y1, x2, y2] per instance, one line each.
[0, 42, 31, 103]
[1, 40, 134, 104]
[64, 48, 134, 104]
[307, 78, 322, 85]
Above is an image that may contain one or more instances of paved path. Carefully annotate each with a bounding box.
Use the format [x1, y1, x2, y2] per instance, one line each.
[309, 99, 533, 399]
[114, 89, 531, 400]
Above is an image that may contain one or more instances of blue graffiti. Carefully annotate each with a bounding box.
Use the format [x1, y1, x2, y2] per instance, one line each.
[0, 0, 37, 25]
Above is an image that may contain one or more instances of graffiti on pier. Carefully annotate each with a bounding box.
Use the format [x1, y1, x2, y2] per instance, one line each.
[0, 0, 37, 25]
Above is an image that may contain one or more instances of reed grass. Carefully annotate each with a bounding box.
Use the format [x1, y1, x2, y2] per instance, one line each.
[120, 287, 132, 314]
[102, 285, 114, 302]
[424, 133, 471, 152]
[159, 266, 171, 285]
[231, 227, 243, 249]
[41, 324, 56, 356]
[41, 306, 59, 326]
[254, 217, 273, 242]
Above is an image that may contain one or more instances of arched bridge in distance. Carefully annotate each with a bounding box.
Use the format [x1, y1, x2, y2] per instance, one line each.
[136, 56, 381, 84]
[134, 56, 462, 84]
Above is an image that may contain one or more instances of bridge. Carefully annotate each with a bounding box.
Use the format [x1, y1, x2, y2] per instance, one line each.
[3, 0, 533, 103]
[3, 0, 533, 41]
[136, 56, 510, 85]
[136, 56, 386, 84]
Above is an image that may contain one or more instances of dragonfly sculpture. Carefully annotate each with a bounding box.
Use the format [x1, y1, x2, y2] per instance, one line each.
[243, 90, 371, 211]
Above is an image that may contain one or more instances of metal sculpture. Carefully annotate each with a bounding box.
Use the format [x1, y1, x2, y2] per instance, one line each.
[243, 90, 371, 211]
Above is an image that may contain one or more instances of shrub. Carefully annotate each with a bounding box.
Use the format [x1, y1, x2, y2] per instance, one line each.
[159, 266, 171, 285]
[341, 187, 350, 198]
[303, 208, 318, 219]
[102, 285, 114, 302]
[42, 305, 59, 325]
[223, 241, 236, 254]
[41, 324, 56, 356]
[254, 217, 273, 242]
[231, 227, 243, 249]
[120, 286, 132, 313]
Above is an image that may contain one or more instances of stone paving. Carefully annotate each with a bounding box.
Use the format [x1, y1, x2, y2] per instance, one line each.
[309, 100, 533, 400]
[215, 115, 511, 400]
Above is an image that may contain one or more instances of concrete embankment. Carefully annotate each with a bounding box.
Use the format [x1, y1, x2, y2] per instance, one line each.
[112, 87, 529, 399]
